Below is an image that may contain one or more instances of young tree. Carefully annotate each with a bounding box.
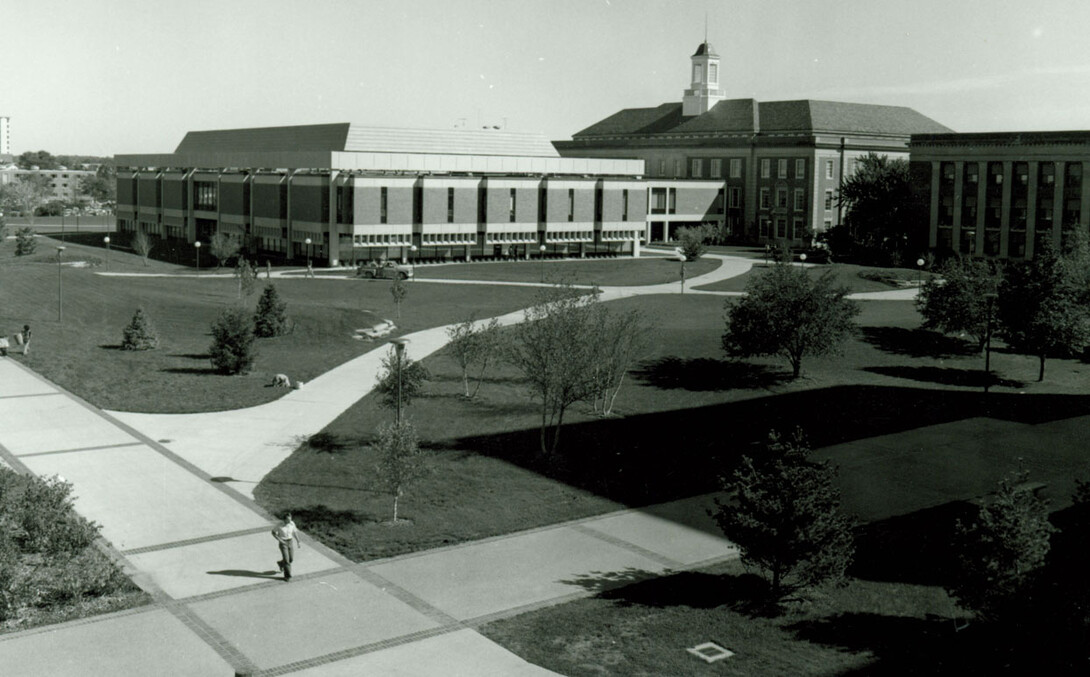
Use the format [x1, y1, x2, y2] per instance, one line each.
[676, 225, 708, 261]
[445, 314, 501, 399]
[235, 258, 257, 299]
[208, 232, 240, 269]
[723, 263, 860, 378]
[390, 276, 408, 319]
[121, 308, 160, 350]
[998, 240, 1090, 381]
[505, 283, 600, 457]
[14, 227, 36, 256]
[131, 230, 153, 266]
[587, 307, 651, 416]
[949, 469, 1056, 622]
[209, 306, 257, 374]
[372, 421, 429, 523]
[917, 256, 1003, 352]
[253, 284, 289, 337]
[373, 346, 430, 412]
[711, 429, 855, 600]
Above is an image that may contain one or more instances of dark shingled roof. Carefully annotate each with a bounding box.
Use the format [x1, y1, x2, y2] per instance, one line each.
[176, 124, 351, 153]
[693, 42, 718, 57]
[571, 99, 952, 139]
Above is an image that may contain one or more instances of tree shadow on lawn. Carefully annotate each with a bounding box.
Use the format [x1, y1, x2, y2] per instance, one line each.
[161, 366, 219, 375]
[561, 567, 776, 617]
[864, 366, 1025, 389]
[445, 385, 1090, 510]
[633, 356, 790, 391]
[860, 326, 979, 359]
[169, 352, 211, 360]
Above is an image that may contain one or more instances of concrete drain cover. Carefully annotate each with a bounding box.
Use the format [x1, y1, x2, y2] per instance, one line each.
[686, 642, 734, 663]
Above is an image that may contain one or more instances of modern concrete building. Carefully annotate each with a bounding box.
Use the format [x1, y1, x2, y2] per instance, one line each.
[910, 131, 1090, 260]
[0, 167, 95, 202]
[553, 41, 952, 244]
[114, 124, 647, 265]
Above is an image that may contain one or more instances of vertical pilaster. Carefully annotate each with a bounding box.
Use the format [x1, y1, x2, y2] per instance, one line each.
[1053, 161, 1065, 248]
[976, 162, 988, 254]
[952, 161, 964, 252]
[928, 161, 940, 248]
[1026, 162, 1038, 259]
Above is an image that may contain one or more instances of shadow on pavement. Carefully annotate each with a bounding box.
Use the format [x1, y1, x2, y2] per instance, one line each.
[561, 568, 775, 617]
[207, 569, 281, 579]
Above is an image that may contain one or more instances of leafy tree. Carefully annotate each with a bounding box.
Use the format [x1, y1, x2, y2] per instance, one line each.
[121, 308, 160, 350]
[587, 307, 651, 416]
[0, 174, 51, 224]
[445, 314, 501, 398]
[0, 213, 7, 242]
[390, 276, 408, 319]
[131, 230, 153, 266]
[949, 468, 1056, 622]
[998, 240, 1090, 381]
[676, 225, 708, 261]
[14, 227, 36, 256]
[78, 173, 115, 204]
[16, 151, 59, 170]
[208, 232, 240, 269]
[917, 256, 1003, 352]
[505, 283, 600, 457]
[235, 258, 257, 299]
[209, 306, 257, 374]
[36, 200, 65, 217]
[372, 421, 429, 523]
[836, 153, 921, 264]
[373, 346, 430, 413]
[723, 263, 860, 378]
[711, 429, 855, 600]
[254, 284, 289, 337]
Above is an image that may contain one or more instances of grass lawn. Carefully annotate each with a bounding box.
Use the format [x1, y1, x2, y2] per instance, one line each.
[694, 261, 924, 294]
[478, 559, 964, 676]
[0, 235, 543, 412]
[255, 291, 1090, 564]
[412, 255, 719, 286]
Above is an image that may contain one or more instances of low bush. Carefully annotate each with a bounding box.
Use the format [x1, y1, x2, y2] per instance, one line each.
[15, 227, 36, 256]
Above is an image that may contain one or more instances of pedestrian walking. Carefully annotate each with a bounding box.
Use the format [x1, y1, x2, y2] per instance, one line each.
[265, 259, 272, 279]
[306, 261, 315, 278]
[272, 513, 301, 581]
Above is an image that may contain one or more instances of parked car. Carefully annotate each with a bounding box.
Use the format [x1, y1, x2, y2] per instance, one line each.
[355, 320, 396, 340]
[358, 260, 413, 280]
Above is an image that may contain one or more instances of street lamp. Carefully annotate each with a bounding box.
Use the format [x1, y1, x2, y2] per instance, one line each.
[305, 237, 312, 276]
[799, 253, 807, 263]
[390, 338, 410, 426]
[410, 245, 418, 279]
[194, 240, 201, 276]
[916, 257, 925, 290]
[983, 291, 999, 380]
[56, 246, 66, 322]
[539, 244, 547, 283]
[103, 236, 110, 269]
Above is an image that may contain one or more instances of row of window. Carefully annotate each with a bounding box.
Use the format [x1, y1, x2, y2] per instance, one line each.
[689, 158, 745, 179]
[485, 232, 539, 244]
[758, 187, 809, 211]
[758, 216, 808, 240]
[759, 158, 808, 181]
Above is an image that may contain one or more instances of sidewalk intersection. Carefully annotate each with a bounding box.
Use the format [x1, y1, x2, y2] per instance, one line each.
[0, 357, 738, 676]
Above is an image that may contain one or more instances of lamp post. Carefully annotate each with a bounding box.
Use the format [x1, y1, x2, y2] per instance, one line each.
[799, 252, 807, 263]
[305, 237, 312, 276]
[539, 244, 547, 283]
[983, 291, 999, 380]
[680, 260, 686, 293]
[391, 338, 409, 426]
[916, 257, 925, 290]
[194, 240, 201, 276]
[103, 236, 110, 269]
[410, 244, 418, 279]
[56, 246, 66, 322]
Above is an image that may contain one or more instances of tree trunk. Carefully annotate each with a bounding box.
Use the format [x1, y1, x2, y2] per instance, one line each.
[605, 372, 627, 416]
[539, 403, 549, 457]
[392, 490, 399, 522]
[791, 358, 802, 379]
[462, 368, 470, 398]
[1038, 354, 1046, 382]
[550, 406, 566, 457]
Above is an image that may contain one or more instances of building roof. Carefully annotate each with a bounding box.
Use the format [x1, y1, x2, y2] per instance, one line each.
[911, 130, 1090, 148]
[692, 42, 718, 57]
[570, 98, 952, 139]
[175, 124, 559, 157]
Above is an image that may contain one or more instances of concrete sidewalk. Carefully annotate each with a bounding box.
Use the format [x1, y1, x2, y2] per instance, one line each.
[0, 357, 739, 676]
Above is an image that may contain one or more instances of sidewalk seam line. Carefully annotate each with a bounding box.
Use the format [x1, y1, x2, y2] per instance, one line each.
[16, 440, 145, 458]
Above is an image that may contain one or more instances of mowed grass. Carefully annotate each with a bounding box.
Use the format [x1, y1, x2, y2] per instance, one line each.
[256, 291, 1090, 563]
[479, 559, 961, 677]
[0, 236, 543, 412]
[412, 254, 719, 286]
[694, 261, 924, 293]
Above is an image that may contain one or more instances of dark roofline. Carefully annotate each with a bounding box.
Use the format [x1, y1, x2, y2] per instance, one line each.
[912, 130, 1090, 147]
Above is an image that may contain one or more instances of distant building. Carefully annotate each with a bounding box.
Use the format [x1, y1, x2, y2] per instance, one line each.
[0, 116, 10, 156]
[910, 131, 1090, 259]
[0, 167, 94, 202]
[114, 124, 647, 265]
[553, 41, 951, 244]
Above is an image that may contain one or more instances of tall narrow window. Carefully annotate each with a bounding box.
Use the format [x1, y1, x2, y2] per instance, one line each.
[761, 159, 770, 179]
[567, 188, 574, 221]
[709, 63, 718, 83]
[710, 159, 722, 178]
[793, 188, 804, 211]
[824, 190, 833, 210]
[622, 190, 629, 221]
[729, 186, 741, 208]
[380, 187, 388, 224]
[693, 64, 702, 83]
[447, 187, 454, 223]
[668, 188, 676, 214]
[730, 158, 742, 178]
[778, 159, 787, 179]
[509, 188, 517, 222]
[795, 159, 805, 179]
[691, 158, 703, 178]
[825, 160, 834, 179]
[760, 188, 770, 209]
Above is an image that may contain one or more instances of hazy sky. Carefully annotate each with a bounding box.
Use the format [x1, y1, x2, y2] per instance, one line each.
[3, 0, 1090, 156]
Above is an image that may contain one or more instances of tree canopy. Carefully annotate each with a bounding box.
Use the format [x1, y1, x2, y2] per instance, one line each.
[834, 152, 923, 264]
[723, 263, 860, 378]
[917, 256, 1003, 352]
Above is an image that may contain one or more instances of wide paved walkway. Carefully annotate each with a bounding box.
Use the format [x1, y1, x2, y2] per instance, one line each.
[0, 357, 738, 676]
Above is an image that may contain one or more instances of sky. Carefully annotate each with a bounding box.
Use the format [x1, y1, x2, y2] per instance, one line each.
[3, 0, 1090, 156]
